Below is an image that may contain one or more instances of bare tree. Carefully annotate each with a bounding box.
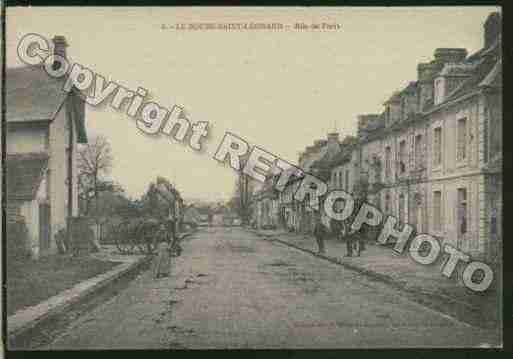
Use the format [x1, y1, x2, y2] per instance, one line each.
[77, 135, 114, 216]
[230, 167, 255, 225]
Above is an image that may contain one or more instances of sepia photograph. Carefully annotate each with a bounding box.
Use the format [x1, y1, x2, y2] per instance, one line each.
[1, 5, 503, 350]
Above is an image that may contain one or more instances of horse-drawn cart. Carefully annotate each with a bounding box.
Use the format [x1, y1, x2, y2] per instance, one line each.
[113, 217, 176, 255]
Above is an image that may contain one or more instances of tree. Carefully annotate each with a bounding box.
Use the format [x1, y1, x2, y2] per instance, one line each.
[77, 135, 114, 216]
[230, 168, 255, 225]
[140, 176, 183, 222]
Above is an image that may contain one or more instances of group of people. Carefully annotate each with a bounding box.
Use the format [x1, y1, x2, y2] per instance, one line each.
[313, 212, 364, 258]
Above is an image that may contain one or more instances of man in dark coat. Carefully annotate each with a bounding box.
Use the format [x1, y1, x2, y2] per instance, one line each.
[313, 212, 327, 255]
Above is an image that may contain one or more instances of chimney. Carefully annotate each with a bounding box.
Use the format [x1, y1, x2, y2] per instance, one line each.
[52, 35, 68, 58]
[433, 48, 467, 65]
[484, 12, 501, 49]
[357, 115, 369, 138]
[417, 62, 438, 111]
[313, 139, 327, 148]
[327, 132, 340, 154]
[305, 145, 316, 155]
[327, 132, 340, 143]
[52, 35, 68, 70]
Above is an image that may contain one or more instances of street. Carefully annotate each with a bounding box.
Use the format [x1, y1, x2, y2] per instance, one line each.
[44, 227, 498, 349]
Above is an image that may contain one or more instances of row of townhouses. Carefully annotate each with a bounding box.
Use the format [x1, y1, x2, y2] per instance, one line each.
[252, 12, 502, 262]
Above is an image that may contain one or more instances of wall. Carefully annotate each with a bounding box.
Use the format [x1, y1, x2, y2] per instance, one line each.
[6, 124, 48, 153]
[48, 102, 69, 249]
[425, 95, 482, 254]
[18, 177, 47, 259]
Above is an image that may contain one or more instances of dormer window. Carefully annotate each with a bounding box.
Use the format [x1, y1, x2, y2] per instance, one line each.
[434, 77, 445, 105]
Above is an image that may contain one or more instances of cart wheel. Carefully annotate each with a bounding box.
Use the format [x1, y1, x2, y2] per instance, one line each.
[136, 222, 158, 255]
[115, 220, 137, 254]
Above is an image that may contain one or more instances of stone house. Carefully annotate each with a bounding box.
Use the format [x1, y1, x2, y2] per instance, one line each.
[252, 174, 280, 229]
[252, 12, 501, 262]
[328, 12, 502, 261]
[274, 132, 343, 233]
[5, 36, 88, 258]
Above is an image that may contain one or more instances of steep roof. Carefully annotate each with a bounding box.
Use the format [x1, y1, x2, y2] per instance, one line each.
[6, 65, 88, 143]
[445, 53, 501, 102]
[6, 153, 49, 201]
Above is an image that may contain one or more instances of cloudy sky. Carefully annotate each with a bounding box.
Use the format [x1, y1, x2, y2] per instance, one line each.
[6, 6, 499, 202]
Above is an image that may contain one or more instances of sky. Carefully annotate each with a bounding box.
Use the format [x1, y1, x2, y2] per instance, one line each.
[6, 6, 499, 202]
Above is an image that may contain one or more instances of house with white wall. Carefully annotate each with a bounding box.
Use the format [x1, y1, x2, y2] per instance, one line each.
[6, 36, 88, 257]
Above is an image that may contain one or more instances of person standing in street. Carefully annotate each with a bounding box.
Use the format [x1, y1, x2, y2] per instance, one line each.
[335, 218, 353, 257]
[153, 223, 172, 279]
[313, 212, 327, 255]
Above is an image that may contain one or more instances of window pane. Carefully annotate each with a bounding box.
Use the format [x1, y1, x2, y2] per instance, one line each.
[458, 188, 468, 236]
[399, 141, 406, 173]
[399, 194, 405, 223]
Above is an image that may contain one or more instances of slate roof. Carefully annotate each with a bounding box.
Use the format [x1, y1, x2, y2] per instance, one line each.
[445, 51, 501, 102]
[6, 65, 88, 143]
[6, 153, 49, 201]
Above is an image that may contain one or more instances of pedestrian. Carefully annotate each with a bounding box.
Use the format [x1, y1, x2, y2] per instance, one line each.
[153, 224, 172, 279]
[345, 227, 364, 257]
[336, 219, 353, 257]
[313, 212, 326, 255]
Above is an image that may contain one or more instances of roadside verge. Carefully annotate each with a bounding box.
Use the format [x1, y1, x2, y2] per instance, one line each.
[7, 254, 152, 340]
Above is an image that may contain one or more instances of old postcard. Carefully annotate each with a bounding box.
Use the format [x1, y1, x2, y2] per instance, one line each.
[1, 6, 502, 350]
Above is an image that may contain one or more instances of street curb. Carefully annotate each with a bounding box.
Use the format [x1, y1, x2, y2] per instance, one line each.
[7, 255, 153, 340]
[251, 230, 496, 329]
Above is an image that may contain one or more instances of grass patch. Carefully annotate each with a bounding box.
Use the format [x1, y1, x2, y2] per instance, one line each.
[6, 255, 120, 316]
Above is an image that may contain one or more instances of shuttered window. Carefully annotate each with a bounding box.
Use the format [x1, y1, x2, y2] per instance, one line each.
[385, 146, 392, 178]
[399, 140, 407, 174]
[457, 118, 467, 162]
[457, 188, 468, 238]
[433, 127, 442, 166]
[433, 191, 442, 231]
[398, 193, 406, 223]
[415, 134, 423, 169]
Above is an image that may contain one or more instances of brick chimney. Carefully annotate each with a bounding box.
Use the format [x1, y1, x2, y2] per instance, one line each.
[484, 12, 501, 49]
[327, 132, 340, 143]
[313, 139, 327, 149]
[433, 48, 467, 65]
[305, 145, 316, 154]
[52, 35, 68, 70]
[357, 115, 370, 138]
[52, 35, 68, 58]
[417, 62, 438, 111]
[327, 132, 340, 154]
